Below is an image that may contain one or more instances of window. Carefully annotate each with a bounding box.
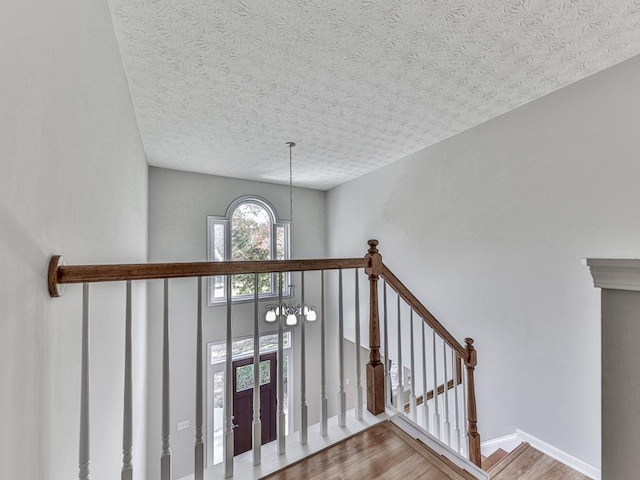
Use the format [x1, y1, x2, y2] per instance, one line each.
[207, 196, 290, 304]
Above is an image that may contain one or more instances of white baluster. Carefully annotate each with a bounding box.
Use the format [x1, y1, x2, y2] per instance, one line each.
[432, 329, 440, 440]
[452, 349, 462, 454]
[300, 272, 308, 445]
[383, 281, 390, 408]
[421, 320, 430, 433]
[224, 275, 234, 477]
[338, 269, 346, 427]
[195, 278, 204, 479]
[462, 363, 469, 459]
[409, 309, 417, 423]
[396, 294, 404, 412]
[79, 283, 90, 480]
[252, 274, 261, 466]
[277, 273, 286, 455]
[320, 271, 328, 436]
[161, 279, 172, 480]
[442, 342, 451, 447]
[355, 269, 363, 420]
[122, 282, 133, 480]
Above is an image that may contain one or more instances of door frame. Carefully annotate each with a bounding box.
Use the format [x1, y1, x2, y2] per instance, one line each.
[206, 330, 294, 468]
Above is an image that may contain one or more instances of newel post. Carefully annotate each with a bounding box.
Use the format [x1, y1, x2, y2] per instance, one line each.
[464, 338, 481, 467]
[365, 239, 385, 415]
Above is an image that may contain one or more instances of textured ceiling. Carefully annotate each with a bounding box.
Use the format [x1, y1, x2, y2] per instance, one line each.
[109, 0, 640, 190]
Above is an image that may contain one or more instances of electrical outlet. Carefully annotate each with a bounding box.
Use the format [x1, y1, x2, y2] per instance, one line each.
[345, 378, 350, 385]
[177, 420, 190, 431]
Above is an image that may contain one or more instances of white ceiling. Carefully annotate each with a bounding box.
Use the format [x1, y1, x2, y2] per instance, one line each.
[109, 0, 640, 190]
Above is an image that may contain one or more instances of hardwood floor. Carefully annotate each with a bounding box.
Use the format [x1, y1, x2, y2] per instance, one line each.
[481, 448, 508, 471]
[488, 443, 591, 480]
[260, 421, 591, 480]
[261, 421, 473, 480]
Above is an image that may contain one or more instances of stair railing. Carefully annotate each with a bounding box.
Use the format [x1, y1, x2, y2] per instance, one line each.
[365, 239, 481, 466]
[48, 239, 480, 479]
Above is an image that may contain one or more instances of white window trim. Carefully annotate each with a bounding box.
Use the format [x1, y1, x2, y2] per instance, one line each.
[207, 195, 291, 306]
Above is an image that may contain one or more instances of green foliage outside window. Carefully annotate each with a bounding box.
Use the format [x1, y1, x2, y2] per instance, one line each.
[231, 202, 273, 296]
[235, 360, 271, 392]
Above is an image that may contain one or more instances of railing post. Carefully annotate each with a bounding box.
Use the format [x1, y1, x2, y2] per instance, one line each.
[79, 283, 91, 480]
[464, 338, 481, 467]
[365, 239, 385, 415]
[195, 278, 205, 478]
[161, 279, 172, 480]
[122, 282, 133, 480]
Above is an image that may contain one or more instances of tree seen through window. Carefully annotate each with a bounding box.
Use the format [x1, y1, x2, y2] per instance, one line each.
[207, 196, 289, 303]
[231, 202, 272, 296]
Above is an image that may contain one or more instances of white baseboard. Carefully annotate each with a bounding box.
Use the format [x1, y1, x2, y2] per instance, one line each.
[481, 430, 601, 480]
[516, 429, 600, 480]
[480, 433, 520, 457]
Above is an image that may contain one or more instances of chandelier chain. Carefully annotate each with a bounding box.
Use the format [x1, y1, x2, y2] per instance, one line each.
[286, 141, 295, 261]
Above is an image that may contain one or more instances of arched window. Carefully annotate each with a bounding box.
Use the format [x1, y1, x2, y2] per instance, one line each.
[207, 196, 290, 304]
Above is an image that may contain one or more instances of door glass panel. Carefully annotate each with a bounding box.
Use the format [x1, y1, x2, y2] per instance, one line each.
[212, 371, 224, 465]
[236, 360, 271, 392]
[259, 360, 271, 385]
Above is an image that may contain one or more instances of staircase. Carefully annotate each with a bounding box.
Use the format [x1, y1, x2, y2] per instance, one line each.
[483, 443, 591, 479]
[260, 425, 592, 480]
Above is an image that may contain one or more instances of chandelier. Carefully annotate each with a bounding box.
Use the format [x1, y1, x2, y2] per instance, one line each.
[264, 142, 316, 326]
[265, 284, 317, 325]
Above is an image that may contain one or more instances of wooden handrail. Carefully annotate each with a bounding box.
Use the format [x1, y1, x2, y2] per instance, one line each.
[48, 256, 369, 296]
[379, 263, 468, 361]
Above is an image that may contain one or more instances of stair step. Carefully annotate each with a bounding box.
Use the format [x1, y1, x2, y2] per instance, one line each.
[385, 421, 477, 480]
[489, 443, 592, 479]
[481, 448, 508, 472]
[487, 442, 530, 476]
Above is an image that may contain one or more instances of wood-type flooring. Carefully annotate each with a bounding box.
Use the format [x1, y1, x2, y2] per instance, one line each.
[262, 423, 594, 480]
[488, 443, 592, 480]
[262, 421, 474, 480]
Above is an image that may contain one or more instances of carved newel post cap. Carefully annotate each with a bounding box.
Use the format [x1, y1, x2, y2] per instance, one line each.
[465, 338, 475, 348]
[367, 239, 379, 253]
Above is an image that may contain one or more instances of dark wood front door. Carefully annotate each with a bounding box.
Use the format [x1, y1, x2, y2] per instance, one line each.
[232, 352, 277, 456]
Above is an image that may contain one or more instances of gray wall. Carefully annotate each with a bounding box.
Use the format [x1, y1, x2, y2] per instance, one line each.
[147, 167, 328, 479]
[327, 53, 640, 469]
[0, 0, 149, 479]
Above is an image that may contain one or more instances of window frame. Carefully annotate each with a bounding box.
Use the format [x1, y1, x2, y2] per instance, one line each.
[207, 195, 291, 306]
